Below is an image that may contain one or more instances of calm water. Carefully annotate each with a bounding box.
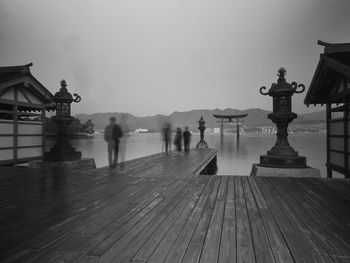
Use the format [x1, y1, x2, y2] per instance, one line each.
[69, 133, 327, 177]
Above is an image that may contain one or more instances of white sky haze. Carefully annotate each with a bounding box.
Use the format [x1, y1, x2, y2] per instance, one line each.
[1, 0, 350, 116]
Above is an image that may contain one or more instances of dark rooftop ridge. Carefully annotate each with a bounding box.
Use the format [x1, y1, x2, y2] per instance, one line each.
[318, 40, 350, 54]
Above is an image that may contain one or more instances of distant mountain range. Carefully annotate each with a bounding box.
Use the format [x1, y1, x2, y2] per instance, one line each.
[75, 108, 326, 132]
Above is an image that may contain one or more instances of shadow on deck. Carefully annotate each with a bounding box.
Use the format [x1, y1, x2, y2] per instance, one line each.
[0, 149, 350, 262]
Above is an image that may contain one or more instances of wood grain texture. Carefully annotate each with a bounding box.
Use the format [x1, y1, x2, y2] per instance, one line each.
[1, 149, 350, 263]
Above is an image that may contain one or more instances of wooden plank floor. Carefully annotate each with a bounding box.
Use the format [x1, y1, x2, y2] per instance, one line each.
[1, 149, 350, 262]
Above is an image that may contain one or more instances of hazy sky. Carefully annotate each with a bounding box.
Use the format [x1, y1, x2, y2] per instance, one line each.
[1, 0, 350, 116]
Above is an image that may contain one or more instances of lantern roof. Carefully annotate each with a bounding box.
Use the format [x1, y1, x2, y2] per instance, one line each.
[52, 80, 74, 103]
[260, 68, 305, 97]
[269, 68, 294, 93]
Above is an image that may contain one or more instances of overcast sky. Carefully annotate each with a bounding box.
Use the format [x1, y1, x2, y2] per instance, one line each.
[1, 0, 350, 116]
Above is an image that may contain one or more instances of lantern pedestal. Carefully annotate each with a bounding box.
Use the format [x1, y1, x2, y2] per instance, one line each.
[196, 141, 208, 149]
[44, 116, 82, 161]
[259, 113, 307, 168]
[250, 164, 320, 177]
[259, 154, 306, 168]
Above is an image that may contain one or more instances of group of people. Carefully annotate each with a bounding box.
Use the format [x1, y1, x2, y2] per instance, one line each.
[163, 122, 192, 154]
[104, 115, 129, 170]
[105, 118, 193, 171]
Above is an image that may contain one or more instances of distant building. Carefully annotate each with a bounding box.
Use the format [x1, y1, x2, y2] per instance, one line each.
[0, 63, 55, 165]
[259, 126, 277, 134]
[244, 127, 261, 134]
[134, 128, 148, 133]
[213, 128, 221, 134]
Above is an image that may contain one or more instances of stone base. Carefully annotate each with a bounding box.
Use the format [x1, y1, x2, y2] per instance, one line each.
[28, 158, 96, 171]
[196, 141, 208, 149]
[250, 163, 321, 177]
[260, 154, 307, 168]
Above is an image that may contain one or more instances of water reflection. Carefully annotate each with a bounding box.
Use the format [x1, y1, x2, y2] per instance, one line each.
[36, 168, 67, 200]
[67, 133, 326, 177]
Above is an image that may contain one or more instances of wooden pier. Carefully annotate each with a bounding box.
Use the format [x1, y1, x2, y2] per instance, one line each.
[1, 149, 350, 262]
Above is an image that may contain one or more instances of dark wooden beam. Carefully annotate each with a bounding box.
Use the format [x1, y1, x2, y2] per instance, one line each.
[18, 86, 32, 104]
[326, 103, 332, 178]
[0, 86, 11, 98]
[344, 99, 349, 178]
[13, 87, 18, 166]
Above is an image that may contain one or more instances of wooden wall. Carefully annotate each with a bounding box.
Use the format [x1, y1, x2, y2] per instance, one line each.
[327, 102, 350, 178]
[0, 84, 46, 165]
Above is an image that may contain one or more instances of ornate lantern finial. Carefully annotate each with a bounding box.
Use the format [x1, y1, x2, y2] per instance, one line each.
[277, 67, 286, 78]
[60, 79, 67, 89]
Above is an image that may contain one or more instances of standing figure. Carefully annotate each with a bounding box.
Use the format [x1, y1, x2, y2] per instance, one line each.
[163, 122, 172, 154]
[104, 117, 117, 168]
[174, 127, 182, 152]
[119, 114, 130, 172]
[112, 118, 124, 169]
[183, 127, 191, 153]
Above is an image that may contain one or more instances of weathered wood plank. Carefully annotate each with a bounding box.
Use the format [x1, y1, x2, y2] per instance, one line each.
[255, 177, 315, 263]
[199, 176, 227, 263]
[247, 177, 293, 263]
[264, 177, 334, 263]
[0, 150, 217, 261]
[242, 177, 275, 263]
[181, 177, 221, 263]
[151, 177, 215, 263]
[284, 178, 350, 261]
[88, 180, 189, 257]
[2, 149, 350, 263]
[218, 176, 236, 263]
[235, 177, 256, 263]
[113, 178, 207, 263]
[132, 176, 209, 262]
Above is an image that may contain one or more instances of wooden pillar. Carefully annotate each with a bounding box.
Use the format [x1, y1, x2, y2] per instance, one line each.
[236, 119, 240, 139]
[220, 119, 224, 137]
[344, 100, 349, 178]
[326, 103, 332, 178]
[41, 108, 46, 159]
[13, 86, 18, 166]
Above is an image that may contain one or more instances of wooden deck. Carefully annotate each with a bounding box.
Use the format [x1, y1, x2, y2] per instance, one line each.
[1, 149, 350, 262]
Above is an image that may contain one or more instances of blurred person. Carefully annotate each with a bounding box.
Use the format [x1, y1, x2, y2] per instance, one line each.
[162, 122, 172, 154]
[119, 114, 130, 172]
[104, 116, 117, 168]
[174, 127, 182, 152]
[112, 117, 124, 169]
[183, 126, 191, 153]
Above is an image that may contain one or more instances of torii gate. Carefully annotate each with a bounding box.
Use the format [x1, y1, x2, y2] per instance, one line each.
[213, 113, 248, 139]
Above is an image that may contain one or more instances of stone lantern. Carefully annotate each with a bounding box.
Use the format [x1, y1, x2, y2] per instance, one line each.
[250, 68, 320, 177]
[45, 80, 82, 161]
[258, 68, 306, 168]
[196, 116, 208, 149]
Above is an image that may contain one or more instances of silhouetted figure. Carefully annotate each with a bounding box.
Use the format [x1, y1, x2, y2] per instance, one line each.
[112, 118, 124, 169]
[119, 114, 130, 172]
[183, 127, 191, 153]
[163, 122, 172, 154]
[104, 117, 117, 168]
[174, 127, 182, 152]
